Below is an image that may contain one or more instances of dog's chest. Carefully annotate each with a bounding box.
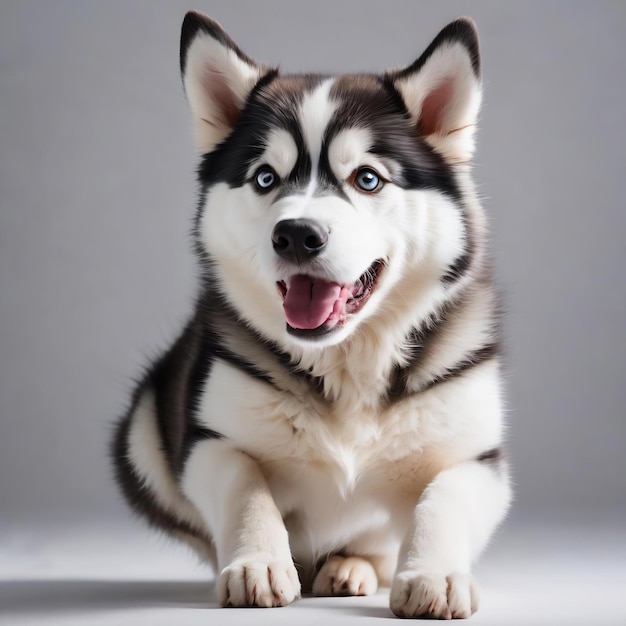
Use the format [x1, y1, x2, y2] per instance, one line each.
[204, 361, 460, 490]
[199, 359, 500, 553]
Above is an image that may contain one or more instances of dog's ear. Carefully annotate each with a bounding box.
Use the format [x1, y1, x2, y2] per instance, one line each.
[180, 12, 274, 152]
[388, 18, 482, 164]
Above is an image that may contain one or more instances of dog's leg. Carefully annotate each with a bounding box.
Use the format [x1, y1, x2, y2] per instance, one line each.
[313, 555, 379, 597]
[390, 459, 511, 619]
[182, 439, 300, 607]
[312, 529, 396, 597]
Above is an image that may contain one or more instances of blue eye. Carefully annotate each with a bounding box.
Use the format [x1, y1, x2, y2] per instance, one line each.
[255, 167, 278, 191]
[355, 167, 381, 192]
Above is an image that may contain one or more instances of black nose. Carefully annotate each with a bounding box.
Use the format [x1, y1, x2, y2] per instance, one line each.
[272, 219, 329, 263]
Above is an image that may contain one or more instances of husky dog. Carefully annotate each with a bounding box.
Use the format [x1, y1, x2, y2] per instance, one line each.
[112, 11, 511, 619]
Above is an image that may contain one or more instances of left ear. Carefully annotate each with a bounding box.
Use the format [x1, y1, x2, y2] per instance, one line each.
[180, 11, 272, 152]
[388, 18, 482, 164]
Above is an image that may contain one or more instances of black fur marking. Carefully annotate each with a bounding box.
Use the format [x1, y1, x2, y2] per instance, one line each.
[441, 195, 474, 285]
[392, 18, 481, 81]
[185, 322, 215, 424]
[130, 315, 226, 476]
[442, 250, 472, 284]
[316, 145, 350, 202]
[277, 108, 312, 191]
[196, 107, 274, 190]
[386, 286, 502, 403]
[180, 12, 260, 79]
[191, 69, 282, 202]
[256, 337, 326, 398]
[111, 400, 210, 544]
[385, 299, 457, 404]
[196, 75, 318, 193]
[421, 342, 500, 392]
[193, 282, 281, 393]
[476, 447, 504, 465]
[327, 78, 461, 201]
[372, 139, 460, 199]
[285, 149, 312, 190]
[194, 263, 327, 401]
[196, 73, 461, 206]
[180, 424, 223, 469]
[149, 320, 203, 472]
[213, 344, 278, 388]
[264, 337, 326, 397]
[111, 269, 329, 540]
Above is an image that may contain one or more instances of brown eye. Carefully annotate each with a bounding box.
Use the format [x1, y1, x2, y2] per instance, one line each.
[354, 167, 381, 192]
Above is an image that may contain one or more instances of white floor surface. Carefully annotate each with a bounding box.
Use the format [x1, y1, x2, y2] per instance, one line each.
[1, 513, 624, 626]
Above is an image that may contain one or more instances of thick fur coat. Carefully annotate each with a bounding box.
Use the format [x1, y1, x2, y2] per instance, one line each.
[113, 12, 511, 619]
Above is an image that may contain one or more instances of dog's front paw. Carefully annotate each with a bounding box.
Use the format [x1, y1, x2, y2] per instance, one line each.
[390, 570, 478, 619]
[313, 555, 378, 596]
[218, 553, 301, 607]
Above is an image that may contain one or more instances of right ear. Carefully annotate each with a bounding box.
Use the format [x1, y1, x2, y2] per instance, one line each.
[180, 12, 273, 152]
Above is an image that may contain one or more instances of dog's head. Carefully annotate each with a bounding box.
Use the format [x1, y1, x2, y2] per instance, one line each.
[180, 12, 481, 349]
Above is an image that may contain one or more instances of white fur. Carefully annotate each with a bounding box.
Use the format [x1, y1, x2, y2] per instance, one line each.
[189, 358, 506, 563]
[183, 29, 263, 152]
[182, 440, 300, 606]
[297, 78, 337, 203]
[313, 555, 379, 596]
[199, 118, 467, 354]
[182, 65, 507, 613]
[127, 392, 203, 528]
[252, 128, 299, 180]
[329, 127, 393, 181]
[122, 15, 511, 618]
[391, 460, 509, 617]
[393, 42, 482, 164]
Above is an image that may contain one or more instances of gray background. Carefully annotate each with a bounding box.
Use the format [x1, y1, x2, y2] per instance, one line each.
[1, 0, 624, 527]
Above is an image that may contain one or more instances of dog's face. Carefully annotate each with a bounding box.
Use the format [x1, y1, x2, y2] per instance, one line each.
[181, 13, 481, 349]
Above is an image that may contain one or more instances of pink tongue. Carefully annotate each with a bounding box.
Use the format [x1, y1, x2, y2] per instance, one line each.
[283, 275, 348, 330]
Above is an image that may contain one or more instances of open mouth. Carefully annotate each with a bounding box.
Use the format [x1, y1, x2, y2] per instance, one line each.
[276, 259, 385, 338]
